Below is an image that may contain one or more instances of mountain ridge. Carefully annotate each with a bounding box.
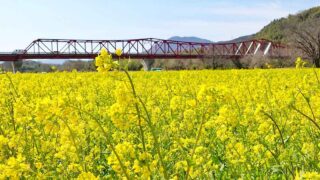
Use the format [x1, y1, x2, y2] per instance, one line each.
[255, 6, 320, 42]
[167, 35, 254, 44]
[168, 36, 213, 43]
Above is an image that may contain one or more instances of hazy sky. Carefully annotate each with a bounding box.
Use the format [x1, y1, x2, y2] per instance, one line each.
[0, 0, 319, 51]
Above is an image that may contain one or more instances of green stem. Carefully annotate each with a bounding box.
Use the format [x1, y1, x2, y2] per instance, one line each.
[137, 96, 169, 179]
[5, 100, 16, 132]
[124, 70, 168, 179]
[70, 106, 131, 180]
[123, 70, 147, 152]
[59, 118, 84, 166]
[262, 111, 286, 148]
[185, 112, 206, 180]
[312, 68, 320, 85]
[5, 73, 19, 98]
[291, 105, 320, 132]
[299, 90, 319, 130]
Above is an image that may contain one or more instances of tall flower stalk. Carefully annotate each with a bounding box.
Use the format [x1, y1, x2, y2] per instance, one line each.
[95, 48, 168, 179]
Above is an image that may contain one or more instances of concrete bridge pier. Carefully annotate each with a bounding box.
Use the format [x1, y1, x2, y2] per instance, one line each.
[11, 61, 16, 73]
[10, 60, 23, 73]
[142, 59, 155, 71]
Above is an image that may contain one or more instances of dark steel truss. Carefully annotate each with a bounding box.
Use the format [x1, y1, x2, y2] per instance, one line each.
[0, 38, 289, 61]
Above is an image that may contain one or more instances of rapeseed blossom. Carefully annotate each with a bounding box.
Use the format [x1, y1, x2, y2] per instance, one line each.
[0, 66, 320, 178]
[115, 48, 123, 57]
[95, 48, 119, 72]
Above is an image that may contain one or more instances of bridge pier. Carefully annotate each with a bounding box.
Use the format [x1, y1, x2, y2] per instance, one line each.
[142, 59, 155, 71]
[11, 61, 16, 73]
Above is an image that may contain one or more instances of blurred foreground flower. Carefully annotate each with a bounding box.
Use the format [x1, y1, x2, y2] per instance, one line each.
[95, 48, 119, 72]
[115, 48, 122, 57]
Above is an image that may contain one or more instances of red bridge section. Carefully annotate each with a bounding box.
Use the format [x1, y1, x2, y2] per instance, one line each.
[0, 38, 288, 61]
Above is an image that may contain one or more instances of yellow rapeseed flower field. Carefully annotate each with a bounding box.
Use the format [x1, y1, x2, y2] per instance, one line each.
[0, 51, 320, 179]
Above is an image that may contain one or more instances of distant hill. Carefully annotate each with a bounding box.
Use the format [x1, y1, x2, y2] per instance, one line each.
[168, 35, 254, 44]
[217, 34, 254, 43]
[147, 36, 213, 54]
[168, 36, 213, 43]
[255, 6, 320, 42]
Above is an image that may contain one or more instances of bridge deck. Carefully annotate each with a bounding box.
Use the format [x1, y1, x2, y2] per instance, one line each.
[0, 38, 289, 61]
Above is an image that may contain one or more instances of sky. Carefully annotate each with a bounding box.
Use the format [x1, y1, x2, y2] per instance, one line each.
[0, 0, 319, 52]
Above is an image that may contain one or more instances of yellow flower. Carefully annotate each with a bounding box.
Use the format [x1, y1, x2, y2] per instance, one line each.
[175, 160, 188, 171]
[115, 48, 122, 57]
[302, 172, 320, 179]
[77, 172, 98, 180]
[95, 48, 118, 72]
[1, 68, 320, 178]
[100, 48, 109, 57]
[302, 142, 315, 155]
[35, 162, 43, 169]
[0, 135, 8, 147]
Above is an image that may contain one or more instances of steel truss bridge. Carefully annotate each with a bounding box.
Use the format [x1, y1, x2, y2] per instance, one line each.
[0, 38, 288, 62]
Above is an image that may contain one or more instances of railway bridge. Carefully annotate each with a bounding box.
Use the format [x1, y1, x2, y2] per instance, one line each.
[0, 38, 289, 70]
